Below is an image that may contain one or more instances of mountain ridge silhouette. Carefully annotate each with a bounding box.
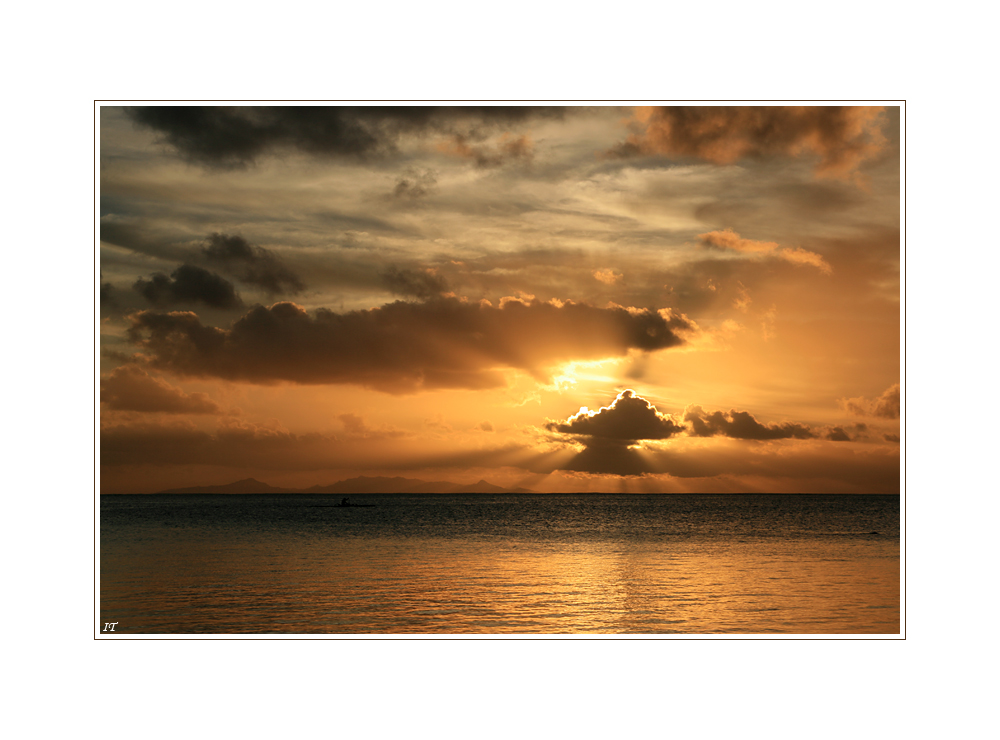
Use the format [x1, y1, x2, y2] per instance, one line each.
[158, 475, 535, 494]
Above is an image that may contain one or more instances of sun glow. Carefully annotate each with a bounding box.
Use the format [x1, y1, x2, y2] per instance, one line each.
[100, 105, 900, 495]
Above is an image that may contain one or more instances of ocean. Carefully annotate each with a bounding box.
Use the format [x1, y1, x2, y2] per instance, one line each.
[99, 493, 900, 635]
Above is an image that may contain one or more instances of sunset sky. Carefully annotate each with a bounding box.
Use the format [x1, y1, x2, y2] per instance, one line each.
[98, 104, 901, 493]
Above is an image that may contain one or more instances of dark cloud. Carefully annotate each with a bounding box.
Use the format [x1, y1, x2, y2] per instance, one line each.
[125, 106, 567, 167]
[611, 106, 887, 178]
[337, 413, 407, 439]
[393, 169, 437, 199]
[684, 405, 815, 440]
[648, 444, 900, 490]
[557, 439, 654, 476]
[101, 420, 337, 468]
[840, 383, 900, 419]
[100, 365, 222, 414]
[101, 418, 899, 491]
[547, 433, 899, 485]
[825, 427, 851, 442]
[545, 390, 684, 477]
[100, 281, 115, 306]
[133, 264, 243, 309]
[380, 265, 449, 299]
[125, 297, 694, 393]
[543, 394, 886, 476]
[547, 390, 684, 442]
[202, 233, 305, 295]
[100, 220, 187, 263]
[824, 423, 871, 442]
[100, 419, 533, 476]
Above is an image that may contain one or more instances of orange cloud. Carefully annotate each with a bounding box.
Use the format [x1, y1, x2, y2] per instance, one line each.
[840, 383, 900, 419]
[699, 229, 832, 274]
[593, 269, 623, 285]
[100, 365, 222, 414]
[733, 282, 752, 313]
[613, 105, 887, 179]
[338, 413, 408, 439]
[778, 246, 833, 274]
[699, 229, 779, 254]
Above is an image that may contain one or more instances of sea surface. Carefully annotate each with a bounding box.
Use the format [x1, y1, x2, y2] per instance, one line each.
[99, 494, 900, 635]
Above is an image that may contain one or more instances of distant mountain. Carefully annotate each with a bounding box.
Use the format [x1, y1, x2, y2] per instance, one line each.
[157, 476, 535, 494]
[158, 478, 300, 494]
[452, 479, 530, 494]
[309, 476, 538, 494]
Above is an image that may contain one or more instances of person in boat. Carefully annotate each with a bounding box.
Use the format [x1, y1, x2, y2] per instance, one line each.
[341, 497, 350, 507]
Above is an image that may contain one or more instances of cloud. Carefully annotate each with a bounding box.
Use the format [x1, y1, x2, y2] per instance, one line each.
[438, 132, 534, 168]
[545, 431, 899, 485]
[760, 304, 777, 342]
[684, 405, 815, 440]
[699, 229, 832, 274]
[556, 440, 654, 476]
[380, 266, 449, 299]
[100, 418, 534, 476]
[733, 282, 751, 312]
[779, 246, 834, 273]
[699, 229, 780, 254]
[100, 220, 186, 263]
[544, 390, 685, 476]
[544, 392, 826, 476]
[100, 365, 222, 414]
[840, 383, 900, 419]
[125, 297, 695, 393]
[611, 105, 887, 178]
[337, 413, 407, 439]
[547, 389, 684, 442]
[338, 413, 366, 434]
[593, 269, 622, 285]
[202, 233, 305, 295]
[125, 106, 566, 167]
[393, 169, 437, 199]
[608, 442, 899, 490]
[100, 414, 898, 491]
[100, 420, 337, 468]
[133, 264, 244, 309]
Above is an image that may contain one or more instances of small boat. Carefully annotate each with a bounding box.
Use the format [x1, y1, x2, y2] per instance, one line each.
[308, 498, 377, 508]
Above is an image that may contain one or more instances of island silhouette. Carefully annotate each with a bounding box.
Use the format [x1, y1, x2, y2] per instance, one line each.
[158, 476, 536, 494]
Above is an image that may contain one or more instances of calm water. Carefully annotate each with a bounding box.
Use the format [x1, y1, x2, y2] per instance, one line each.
[100, 494, 900, 635]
